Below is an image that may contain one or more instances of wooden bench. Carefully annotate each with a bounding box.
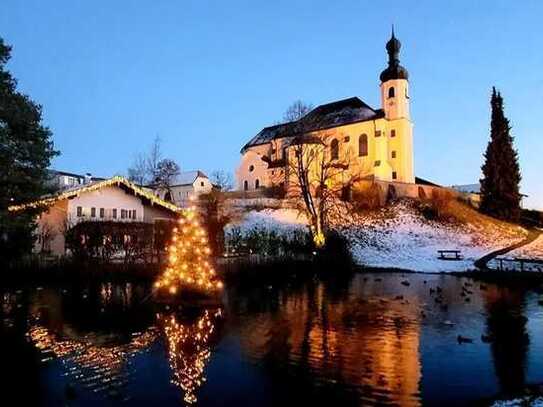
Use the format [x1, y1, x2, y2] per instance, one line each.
[437, 250, 463, 260]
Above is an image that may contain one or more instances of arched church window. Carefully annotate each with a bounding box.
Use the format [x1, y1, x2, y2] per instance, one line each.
[388, 87, 395, 98]
[330, 139, 339, 160]
[255, 179, 260, 189]
[358, 134, 368, 157]
[244, 180, 248, 191]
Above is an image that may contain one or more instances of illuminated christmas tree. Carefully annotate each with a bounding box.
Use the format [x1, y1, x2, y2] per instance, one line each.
[159, 309, 222, 404]
[155, 206, 223, 296]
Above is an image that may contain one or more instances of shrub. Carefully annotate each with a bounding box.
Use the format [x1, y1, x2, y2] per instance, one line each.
[352, 182, 383, 212]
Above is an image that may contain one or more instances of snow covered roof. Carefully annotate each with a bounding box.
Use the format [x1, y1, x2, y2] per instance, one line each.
[241, 97, 383, 152]
[171, 170, 208, 187]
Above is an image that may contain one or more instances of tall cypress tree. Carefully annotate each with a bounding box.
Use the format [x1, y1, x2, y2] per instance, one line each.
[0, 37, 59, 262]
[479, 87, 522, 222]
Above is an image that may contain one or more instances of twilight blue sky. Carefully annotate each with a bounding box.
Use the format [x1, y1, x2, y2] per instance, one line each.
[2, 1, 542, 209]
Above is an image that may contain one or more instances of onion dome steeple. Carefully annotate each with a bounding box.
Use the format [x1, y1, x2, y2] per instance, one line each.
[380, 26, 409, 82]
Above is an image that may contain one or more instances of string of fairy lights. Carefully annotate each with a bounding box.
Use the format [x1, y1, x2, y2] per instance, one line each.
[154, 204, 223, 295]
[7, 176, 181, 213]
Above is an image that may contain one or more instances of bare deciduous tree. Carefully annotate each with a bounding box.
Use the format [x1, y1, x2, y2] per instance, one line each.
[210, 170, 233, 191]
[154, 159, 180, 199]
[287, 136, 349, 247]
[281, 100, 353, 247]
[127, 135, 165, 186]
[127, 153, 148, 185]
[283, 100, 313, 123]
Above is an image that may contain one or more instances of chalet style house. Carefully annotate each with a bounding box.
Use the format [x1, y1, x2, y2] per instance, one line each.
[8, 177, 180, 256]
[236, 30, 414, 192]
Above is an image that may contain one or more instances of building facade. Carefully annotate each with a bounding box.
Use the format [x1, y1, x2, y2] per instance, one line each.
[236, 30, 414, 192]
[9, 177, 180, 256]
[153, 170, 214, 207]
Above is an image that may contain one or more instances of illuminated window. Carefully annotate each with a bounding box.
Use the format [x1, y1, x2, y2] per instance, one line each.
[330, 139, 339, 160]
[359, 134, 368, 157]
[388, 87, 395, 98]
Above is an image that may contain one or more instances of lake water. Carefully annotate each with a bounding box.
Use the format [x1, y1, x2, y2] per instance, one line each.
[2, 272, 543, 406]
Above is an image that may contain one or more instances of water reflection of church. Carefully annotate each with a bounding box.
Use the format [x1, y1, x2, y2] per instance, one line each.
[235, 283, 422, 406]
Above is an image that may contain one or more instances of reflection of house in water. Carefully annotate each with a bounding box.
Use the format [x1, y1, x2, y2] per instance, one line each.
[28, 321, 157, 398]
[234, 283, 422, 406]
[159, 308, 222, 405]
[482, 286, 529, 395]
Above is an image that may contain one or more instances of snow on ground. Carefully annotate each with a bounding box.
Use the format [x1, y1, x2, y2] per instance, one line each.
[225, 199, 528, 273]
[332, 200, 526, 272]
[508, 233, 543, 259]
[224, 208, 307, 241]
[491, 396, 543, 407]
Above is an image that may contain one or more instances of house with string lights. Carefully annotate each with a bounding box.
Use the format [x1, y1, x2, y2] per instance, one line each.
[8, 176, 181, 256]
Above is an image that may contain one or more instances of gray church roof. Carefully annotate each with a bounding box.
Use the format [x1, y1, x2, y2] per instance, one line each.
[241, 97, 383, 153]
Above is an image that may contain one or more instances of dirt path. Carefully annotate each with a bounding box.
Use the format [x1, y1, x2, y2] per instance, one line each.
[474, 229, 542, 269]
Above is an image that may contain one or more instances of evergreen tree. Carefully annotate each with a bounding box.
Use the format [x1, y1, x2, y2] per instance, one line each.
[155, 206, 223, 296]
[0, 37, 59, 262]
[480, 87, 522, 222]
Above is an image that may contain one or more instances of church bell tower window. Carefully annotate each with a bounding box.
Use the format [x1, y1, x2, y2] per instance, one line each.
[388, 87, 395, 98]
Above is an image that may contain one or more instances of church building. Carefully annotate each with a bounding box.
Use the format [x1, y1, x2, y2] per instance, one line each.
[236, 30, 415, 192]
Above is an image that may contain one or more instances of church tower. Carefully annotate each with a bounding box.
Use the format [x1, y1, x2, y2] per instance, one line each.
[380, 27, 410, 120]
[379, 28, 415, 183]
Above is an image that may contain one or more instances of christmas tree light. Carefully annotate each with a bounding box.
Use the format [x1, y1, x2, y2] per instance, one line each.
[155, 205, 223, 296]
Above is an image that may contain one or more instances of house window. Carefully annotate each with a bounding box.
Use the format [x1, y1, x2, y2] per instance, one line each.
[375, 130, 382, 138]
[77, 206, 83, 217]
[392, 171, 398, 180]
[243, 180, 248, 191]
[121, 209, 126, 219]
[391, 151, 397, 159]
[249, 165, 254, 172]
[330, 139, 339, 160]
[200, 181, 204, 187]
[255, 179, 260, 189]
[374, 160, 381, 167]
[99, 208, 105, 218]
[132, 209, 137, 219]
[112, 209, 117, 219]
[358, 134, 368, 157]
[91, 207, 96, 217]
[391, 129, 396, 138]
[388, 87, 395, 98]
[344, 135, 350, 142]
